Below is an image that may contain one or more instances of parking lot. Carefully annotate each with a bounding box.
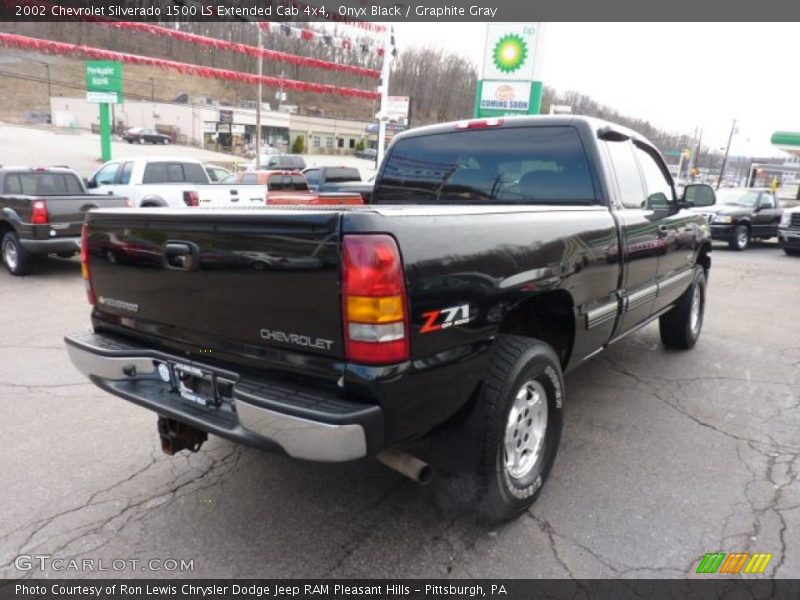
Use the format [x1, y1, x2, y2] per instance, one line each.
[1, 240, 797, 579]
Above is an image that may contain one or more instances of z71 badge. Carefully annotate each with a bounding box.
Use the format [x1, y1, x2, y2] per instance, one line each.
[420, 304, 471, 333]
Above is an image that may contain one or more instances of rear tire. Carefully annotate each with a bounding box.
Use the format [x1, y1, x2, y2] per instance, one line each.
[659, 266, 706, 350]
[728, 224, 749, 250]
[2, 231, 35, 276]
[475, 335, 564, 522]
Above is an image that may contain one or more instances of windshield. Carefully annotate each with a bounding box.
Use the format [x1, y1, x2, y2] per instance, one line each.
[717, 190, 759, 207]
[375, 126, 595, 205]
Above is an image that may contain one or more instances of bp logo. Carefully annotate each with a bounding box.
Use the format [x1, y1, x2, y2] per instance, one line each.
[492, 33, 528, 73]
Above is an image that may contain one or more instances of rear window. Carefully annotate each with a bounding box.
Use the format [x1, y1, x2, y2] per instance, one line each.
[142, 162, 209, 184]
[375, 126, 596, 205]
[325, 168, 360, 183]
[3, 172, 83, 195]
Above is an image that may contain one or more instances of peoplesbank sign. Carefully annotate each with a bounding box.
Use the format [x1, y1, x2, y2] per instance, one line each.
[474, 23, 542, 118]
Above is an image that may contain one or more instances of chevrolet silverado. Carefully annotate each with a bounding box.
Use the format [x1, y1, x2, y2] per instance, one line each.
[65, 116, 716, 520]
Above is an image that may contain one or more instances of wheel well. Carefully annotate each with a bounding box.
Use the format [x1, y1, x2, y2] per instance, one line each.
[0, 220, 12, 237]
[697, 241, 711, 272]
[498, 290, 575, 368]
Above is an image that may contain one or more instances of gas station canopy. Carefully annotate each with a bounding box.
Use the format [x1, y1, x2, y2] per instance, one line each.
[771, 131, 800, 157]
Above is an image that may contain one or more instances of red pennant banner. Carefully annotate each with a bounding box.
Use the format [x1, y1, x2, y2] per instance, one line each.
[0, 32, 380, 100]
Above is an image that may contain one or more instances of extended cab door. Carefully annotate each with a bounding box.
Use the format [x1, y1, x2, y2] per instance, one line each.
[632, 143, 698, 314]
[604, 139, 661, 337]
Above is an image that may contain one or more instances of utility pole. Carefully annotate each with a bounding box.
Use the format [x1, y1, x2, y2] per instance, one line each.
[149, 77, 155, 102]
[44, 63, 51, 101]
[255, 25, 263, 169]
[717, 118, 737, 190]
[376, 28, 393, 167]
[277, 69, 285, 112]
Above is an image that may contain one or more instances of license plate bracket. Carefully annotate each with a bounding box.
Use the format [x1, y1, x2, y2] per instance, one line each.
[172, 362, 219, 408]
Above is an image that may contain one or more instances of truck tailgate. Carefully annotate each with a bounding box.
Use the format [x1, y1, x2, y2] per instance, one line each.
[85, 208, 344, 362]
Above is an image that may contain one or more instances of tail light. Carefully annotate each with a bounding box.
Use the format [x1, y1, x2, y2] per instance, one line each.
[80, 224, 96, 305]
[31, 199, 48, 224]
[183, 191, 199, 207]
[342, 234, 409, 364]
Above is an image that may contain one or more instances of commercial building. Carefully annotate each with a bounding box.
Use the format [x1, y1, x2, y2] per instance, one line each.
[49, 97, 375, 155]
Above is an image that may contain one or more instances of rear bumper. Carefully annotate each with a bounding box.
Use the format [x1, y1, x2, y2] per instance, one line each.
[64, 331, 382, 462]
[20, 236, 81, 255]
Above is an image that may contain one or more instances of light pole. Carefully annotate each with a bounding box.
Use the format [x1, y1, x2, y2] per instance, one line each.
[716, 119, 738, 190]
[376, 28, 393, 167]
[255, 25, 263, 169]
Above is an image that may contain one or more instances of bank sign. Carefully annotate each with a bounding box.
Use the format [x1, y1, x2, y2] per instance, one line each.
[85, 61, 123, 104]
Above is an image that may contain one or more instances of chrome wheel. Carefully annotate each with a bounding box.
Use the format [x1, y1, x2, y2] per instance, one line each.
[736, 228, 748, 249]
[3, 238, 18, 271]
[504, 379, 548, 480]
[689, 283, 702, 334]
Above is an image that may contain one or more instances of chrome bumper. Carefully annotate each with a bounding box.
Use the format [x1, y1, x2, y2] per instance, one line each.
[65, 332, 379, 462]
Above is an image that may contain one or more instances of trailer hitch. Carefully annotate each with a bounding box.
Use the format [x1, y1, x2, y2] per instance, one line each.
[157, 416, 207, 455]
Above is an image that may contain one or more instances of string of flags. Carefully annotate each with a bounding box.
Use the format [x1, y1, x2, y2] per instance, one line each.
[260, 22, 388, 56]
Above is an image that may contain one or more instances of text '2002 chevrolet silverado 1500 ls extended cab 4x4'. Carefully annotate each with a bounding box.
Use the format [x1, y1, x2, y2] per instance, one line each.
[66, 116, 716, 520]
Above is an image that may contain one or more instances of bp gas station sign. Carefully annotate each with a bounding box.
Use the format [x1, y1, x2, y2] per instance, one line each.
[475, 24, 542, 118]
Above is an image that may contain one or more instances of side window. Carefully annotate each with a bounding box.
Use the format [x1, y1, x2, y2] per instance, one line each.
[304, 169, 320, 186]
[166, 163, 184, 182]
[760, 193, 776, 208]
[118, 162, 134, 185]
[241, 174, 259, 185]
[291, 175, 307, 190]
[634, 145, 674, 209]
[4, 174, 22, 194]
[182, 163, 209, 184]
[605, 141, 646, 209]
[142, 162, 167, 184]
[64, 175, 83, 194]
[95, 163, 120, 185]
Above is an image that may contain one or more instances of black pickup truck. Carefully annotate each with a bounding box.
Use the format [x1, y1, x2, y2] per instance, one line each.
[65, 116, 715, 520]
[0, 167, 128, 275]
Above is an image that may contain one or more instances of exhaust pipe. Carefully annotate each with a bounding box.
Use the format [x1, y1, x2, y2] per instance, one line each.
[377, 449, 434, 485]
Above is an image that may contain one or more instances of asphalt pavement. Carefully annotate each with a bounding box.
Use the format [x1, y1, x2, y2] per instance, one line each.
[1, 240, 798, 579]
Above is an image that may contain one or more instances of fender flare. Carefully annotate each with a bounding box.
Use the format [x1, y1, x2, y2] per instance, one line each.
[139, 196, 167, 207]
[1, 207, 22, 231]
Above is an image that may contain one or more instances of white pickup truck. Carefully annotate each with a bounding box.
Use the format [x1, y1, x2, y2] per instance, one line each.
[86, 157, 265, 207]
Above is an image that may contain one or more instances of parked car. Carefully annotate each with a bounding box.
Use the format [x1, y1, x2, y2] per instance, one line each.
[223, 170, 363, 206]
[302, 166, 361, 192]
[67, 116, 714, 521]
[123, 128, 172, 145]
[778, 206, 800, 256]
[246, 154, 305, 172]
[356, 148, 377, 160]
[86, 157, 266, 208]
[204, 164, 231, 183]
[0, 166, 128, 275]
[706, 188, 783, 250]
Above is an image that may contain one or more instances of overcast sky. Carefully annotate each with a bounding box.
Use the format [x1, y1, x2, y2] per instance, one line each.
[391, 22, 798, 157]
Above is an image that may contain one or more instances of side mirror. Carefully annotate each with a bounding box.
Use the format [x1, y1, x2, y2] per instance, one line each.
[681, 183, 716, 208]
[85, 178, 96, 189]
